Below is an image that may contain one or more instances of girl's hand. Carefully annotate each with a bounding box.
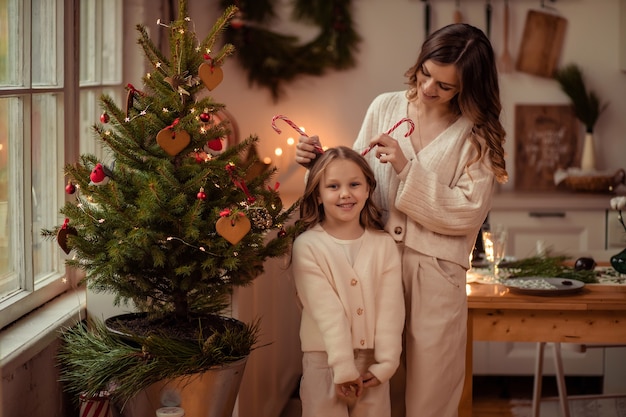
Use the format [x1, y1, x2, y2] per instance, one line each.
[295, 135, 322, 168]
[370, 133, 409, 174]
[362, 371, 381, 389]
[336, 377, 363, 399]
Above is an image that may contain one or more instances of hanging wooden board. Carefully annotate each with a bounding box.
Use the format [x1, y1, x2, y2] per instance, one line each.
[516, 10, 568, 77]
[514, 105, 581, 191]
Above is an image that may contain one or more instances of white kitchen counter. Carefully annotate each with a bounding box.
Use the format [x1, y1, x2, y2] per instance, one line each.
[492, 191, 617, 211]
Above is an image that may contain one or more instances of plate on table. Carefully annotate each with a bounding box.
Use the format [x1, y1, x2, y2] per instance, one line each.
[503, 277, 585, 296]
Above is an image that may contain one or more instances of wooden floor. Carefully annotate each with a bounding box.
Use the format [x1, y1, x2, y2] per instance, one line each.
[472, 376, 534, 417]
[471, 375, 603, 417]
[280, 375, 604, 417]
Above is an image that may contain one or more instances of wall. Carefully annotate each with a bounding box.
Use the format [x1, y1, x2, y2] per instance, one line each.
[180, 0, 626, 195]
[0, 340, 75, 417]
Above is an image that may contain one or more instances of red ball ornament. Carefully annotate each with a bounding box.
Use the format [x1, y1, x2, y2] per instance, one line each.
[199, 112, 211, 123]
[197, 188, 207, 200]
[278, 229, 287, 238]
[230, 11, 244, 29]
[100, 112, 110, 124]
[65, 182, 76, 194]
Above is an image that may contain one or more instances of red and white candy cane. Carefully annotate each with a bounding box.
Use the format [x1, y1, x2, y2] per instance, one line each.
[272, 115, 324, 154]
[361, 118, 415, 156]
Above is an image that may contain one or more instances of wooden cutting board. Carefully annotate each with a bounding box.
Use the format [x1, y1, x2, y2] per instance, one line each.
[514, 104, 580, 191]
[516, 10, 567, 77]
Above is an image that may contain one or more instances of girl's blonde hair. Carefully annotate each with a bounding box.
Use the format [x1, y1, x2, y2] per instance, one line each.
[297, 146, 385, 235]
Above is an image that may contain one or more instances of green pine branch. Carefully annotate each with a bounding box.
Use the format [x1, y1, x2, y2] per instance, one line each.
[58, 318, 259, 402]
[501, 254, 598, 283]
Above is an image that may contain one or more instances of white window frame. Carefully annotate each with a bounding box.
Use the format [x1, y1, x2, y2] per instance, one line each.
[0, 0, 124, 329]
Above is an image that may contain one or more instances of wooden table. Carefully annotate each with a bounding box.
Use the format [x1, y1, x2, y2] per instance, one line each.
[459, 282, 626, 417]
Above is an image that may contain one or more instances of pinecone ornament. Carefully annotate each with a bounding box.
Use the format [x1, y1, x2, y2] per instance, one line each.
[249, 207, 273, 230]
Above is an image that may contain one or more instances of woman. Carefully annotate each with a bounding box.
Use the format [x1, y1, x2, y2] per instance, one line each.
[295, 23, 508, 417]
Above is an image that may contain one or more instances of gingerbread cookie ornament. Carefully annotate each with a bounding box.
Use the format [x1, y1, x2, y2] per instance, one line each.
[157, 127, 191, 156]
[216, 214, 251, 245]
[198, 63, 223, 91]
[57, 218, 78, 254]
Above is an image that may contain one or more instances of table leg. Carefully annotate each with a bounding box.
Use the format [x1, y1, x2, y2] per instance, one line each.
[459, 311, 474, 417]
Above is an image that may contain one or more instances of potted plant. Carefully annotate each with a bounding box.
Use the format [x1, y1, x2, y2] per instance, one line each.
[44, 2, 299, 416]
[554, 63, 609, 172]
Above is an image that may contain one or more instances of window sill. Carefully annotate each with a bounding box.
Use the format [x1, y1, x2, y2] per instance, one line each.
[0, 288, 86, 369]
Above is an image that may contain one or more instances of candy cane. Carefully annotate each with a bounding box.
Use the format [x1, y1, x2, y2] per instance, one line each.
[361, 118, 415, 156]
[272, 115, 324, 154]
[386, 118, 415, 137]
[272, 115, 307, 137]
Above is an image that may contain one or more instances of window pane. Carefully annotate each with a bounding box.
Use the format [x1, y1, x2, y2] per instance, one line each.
[32, 0, 62, 87]
[79, 89, 102, 157]
[80, 0, 99, 85]
[0, 0, 25, 87]
[0, 96, 22, 298]
[79, 88, 121, 163]
[32, 93, 64, 283]
[101, 0, 122, 84]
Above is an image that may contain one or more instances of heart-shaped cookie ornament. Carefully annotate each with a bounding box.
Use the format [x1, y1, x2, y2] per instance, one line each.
[198, 63, 223, 91]
[157, 128, 191, 156]
[57, 225, 78, 254]
[216, 214, 251, 245]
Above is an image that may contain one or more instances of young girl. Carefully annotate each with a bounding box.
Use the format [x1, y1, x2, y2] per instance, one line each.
[291, 146, 405, 417]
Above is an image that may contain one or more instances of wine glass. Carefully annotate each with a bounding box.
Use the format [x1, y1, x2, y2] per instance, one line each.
[482, 225, 508, 282]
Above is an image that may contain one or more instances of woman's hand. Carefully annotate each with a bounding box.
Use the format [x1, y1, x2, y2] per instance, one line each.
[295, 135, 322, 168]
[335, 377, 363, 400]
[370, 133, 409, 174]
[362, 371, 381, 389]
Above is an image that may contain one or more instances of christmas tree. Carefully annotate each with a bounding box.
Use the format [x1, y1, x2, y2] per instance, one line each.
[44, 0, 299, 402]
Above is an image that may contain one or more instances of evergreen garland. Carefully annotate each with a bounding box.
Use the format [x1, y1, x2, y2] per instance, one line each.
[501, 254, 598, 283]
[219, 0, 361, 101]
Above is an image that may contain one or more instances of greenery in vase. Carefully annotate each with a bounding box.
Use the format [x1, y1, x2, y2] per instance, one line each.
[554, 63, 608, 133]
[43, 0, 299, 403]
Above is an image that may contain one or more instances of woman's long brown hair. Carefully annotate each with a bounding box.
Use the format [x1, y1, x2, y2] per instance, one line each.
[405, 23, 508, 184]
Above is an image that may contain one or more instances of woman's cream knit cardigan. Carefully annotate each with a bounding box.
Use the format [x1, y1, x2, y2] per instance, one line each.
[354, 91, 496, 269]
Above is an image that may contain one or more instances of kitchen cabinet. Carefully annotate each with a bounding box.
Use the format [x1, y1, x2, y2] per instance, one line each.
[473, 192, 623, 384]
[486, 192, 616, 259]
[489, 209, 606, 259]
